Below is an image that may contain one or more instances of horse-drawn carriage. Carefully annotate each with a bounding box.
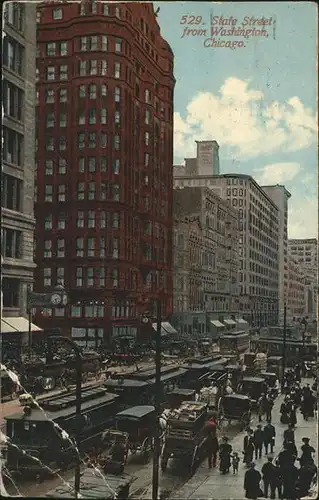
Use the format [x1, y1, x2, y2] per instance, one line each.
[109, 405, 155, 464]
[161, 401, 209, 475]
[0, 369, 18, 401]
[237, 376, 268, 407]
[217, 394, 251, 430]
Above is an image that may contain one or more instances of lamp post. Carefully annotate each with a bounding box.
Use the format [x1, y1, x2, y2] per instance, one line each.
[281, 303, 287, 390]
[152, 298, 162, 500]
[49, 335, 83, 499]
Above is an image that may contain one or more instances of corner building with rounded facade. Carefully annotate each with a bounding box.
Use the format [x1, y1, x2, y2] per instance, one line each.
[34, 1, 175, 346]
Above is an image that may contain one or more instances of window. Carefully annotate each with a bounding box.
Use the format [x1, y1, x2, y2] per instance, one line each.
[59, 88, 67, 102]
[87, 238, 96, 257]
[45, 135, 54, 152]
[115, 87, 120, 102]
[2, 79, 24, 120]
[46, 112, 54, 128]
[44, 184, 53, 202]
[101, 35, 108, 51]
[60, 41, 68, 56]
[115, 110, 120, 125]
[44, 239, 52, 258]
[78, 157, 85, 173]
[53, 8, 63, 20]
[100, 237, 106, 257]
[80, 36, 87, 51]
[88, 157, 96, 173]
[101, 84, 107, 96]
[76, 237, 84, 257]
[100, 157, 107, 172]
[88, 132, 96, 148]
[87, 268, 94, 287]
[114, 62, 121, 79]
[100, 211, 106, 228]
[90, 60, 97, 75]
[76, 267, 83, 287]
[79, 61, 86, 76]
[91, 36, 98, 51]
[115, 7, 121, 18]
[45, 89, 54, 103]
[112, 159, 120, 174]
[112, 184, 120, 201]
[58, 184, 66, 202]
[145, 110, 150, 125]
[44, 214, 53, 230]
[89, 84, 96, 99]
[45, 160, 53, 175]
[100, 183, 107, 200]
[145, 89, 150, 103]
[77, 182, 85, 200]
[71, 305, 82, 317]
[88, 210, 95, 228]
[3, 128, 23, 166]
[44, 268, 52, 287]
[89, 108, 96, 124]
[145, 132, 149, 146]
[57, 238, 65, 258]
[100, 132, 107, 148]
[58, 158, 66, 174]
[59, 112, 67, 127]
[57, 214, 66, 229]
[47, 66, 55, 80]
[88, 182, 96, 200]
[115, 38, 122, 53]
[3, 36, 24, 75]
[46, 42, 56, 56]
[3, 229, 22, 258]
[101, 60, 107, 75]
[114, 135, 120, 150]
[112, 212, 120, 229]
[77, 211, 84, 228]
[112, 269, 118, 287]
[60, 65, 68, 80]
[145, 153, 149, 166]
[91, 0, 97, 13]
[103, 4, 109, 15]
[78, 132, 85, 149]
[4, 3, 24, 32]
[59, 136, 66, 151]
[78, 111, 85, 125]
[101, 108, 107, 124]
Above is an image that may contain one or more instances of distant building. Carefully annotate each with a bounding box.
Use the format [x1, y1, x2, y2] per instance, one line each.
[174, 140, 220, 177]
[262, 185, 291, 324]
[2, 2, 37, 318]
[172, 186, 240, 337]
[288, 238, 317, 321]
[174, 173, 280, 327]
[286, 256, 306, 321]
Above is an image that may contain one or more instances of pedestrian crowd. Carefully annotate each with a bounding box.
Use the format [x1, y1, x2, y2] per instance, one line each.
[205, 362, 317, 500]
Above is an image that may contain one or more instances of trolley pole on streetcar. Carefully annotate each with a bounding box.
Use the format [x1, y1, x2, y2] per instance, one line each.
[281, 304, 287, 390]
[49, 335, 83, 498]
[152, 298, 162, 500]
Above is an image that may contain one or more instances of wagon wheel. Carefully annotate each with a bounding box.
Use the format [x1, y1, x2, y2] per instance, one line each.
[190, 445, 199, 475]
[141, 437, 152, 464]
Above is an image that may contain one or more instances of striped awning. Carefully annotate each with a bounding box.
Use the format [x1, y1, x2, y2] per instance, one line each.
[223, 319, 237, 325]
[210, 320, 224, 328]
[1, 317, 42, 333]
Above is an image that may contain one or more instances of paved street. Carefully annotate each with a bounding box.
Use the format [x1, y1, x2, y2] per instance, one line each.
[171, 378, 317, 500]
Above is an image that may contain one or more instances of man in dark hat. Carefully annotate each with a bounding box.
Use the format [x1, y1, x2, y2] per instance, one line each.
[244, 462, 262, 500]
[263, 420, 276, 455]
[261, 456, 282, 499]
[219, 436, 232, 473]
[243, 429, 255, 466]
[299, 437, 315, 467]
[206, 424, 219, 469]
[283, 423, 295, 447]
[253, 424, 264, 460]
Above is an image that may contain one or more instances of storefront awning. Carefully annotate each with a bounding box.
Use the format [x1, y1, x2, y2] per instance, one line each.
[1, 317, 42, 333]
[223, 319, 237, 325]
[152, 322, 177, 336]
[210, 320, 224, 328]
[236, 318, 248, 325]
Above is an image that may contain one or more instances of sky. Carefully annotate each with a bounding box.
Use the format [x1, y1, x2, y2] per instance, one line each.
[155, 1, 318, 239]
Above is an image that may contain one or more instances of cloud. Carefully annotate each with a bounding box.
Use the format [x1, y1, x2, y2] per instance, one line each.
[288, 195, 318, 239]
[174, 77, 318, 162]
[254, 162, 302, 185]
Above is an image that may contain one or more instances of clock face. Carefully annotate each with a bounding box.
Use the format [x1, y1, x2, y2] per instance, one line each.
[51, 293, 62, 305]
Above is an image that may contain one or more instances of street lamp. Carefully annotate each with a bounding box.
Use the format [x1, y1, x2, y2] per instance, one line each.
[49, 335, 83, 499]
[281, 303, 287, 390]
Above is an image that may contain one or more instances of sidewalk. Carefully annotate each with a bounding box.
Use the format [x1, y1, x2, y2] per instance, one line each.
[171, 379, 317, 500]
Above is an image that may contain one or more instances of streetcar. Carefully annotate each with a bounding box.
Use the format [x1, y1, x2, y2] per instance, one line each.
[218, 331, 250, 354]
[250, 337, 317, 366]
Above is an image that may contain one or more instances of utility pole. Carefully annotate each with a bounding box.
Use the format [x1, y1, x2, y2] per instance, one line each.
[281, 303, 287, 389]
[152, 298, 162, 500]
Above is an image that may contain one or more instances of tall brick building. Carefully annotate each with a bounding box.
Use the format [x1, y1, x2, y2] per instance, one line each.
[34, 1, 175, 346]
